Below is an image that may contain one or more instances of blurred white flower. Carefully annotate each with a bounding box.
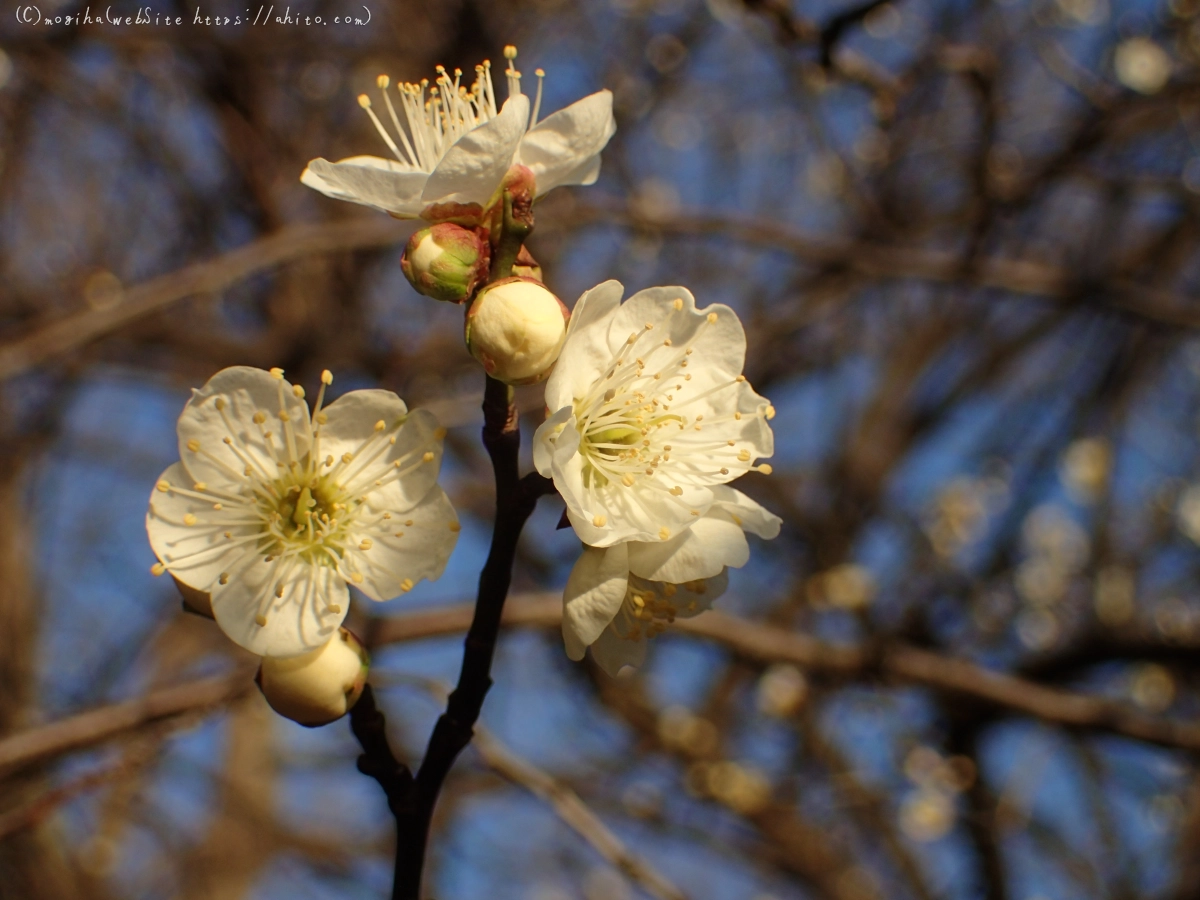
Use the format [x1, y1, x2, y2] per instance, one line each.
[301, 46, 615, 219]
[147, 366, 458, 657]
[534, 281, 777, 547]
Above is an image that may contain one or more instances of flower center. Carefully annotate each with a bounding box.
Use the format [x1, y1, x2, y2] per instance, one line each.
[356, 45, 547, 172]
[611, 578, 706, 642]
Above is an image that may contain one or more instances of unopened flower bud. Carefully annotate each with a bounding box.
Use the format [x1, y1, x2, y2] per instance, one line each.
[464, 277, 570, 385]
[400, 223, 490, 304]
[256, 628, 370, 727]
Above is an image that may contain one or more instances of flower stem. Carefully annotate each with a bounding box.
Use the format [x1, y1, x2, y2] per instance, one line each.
[350, 203, 553, 899]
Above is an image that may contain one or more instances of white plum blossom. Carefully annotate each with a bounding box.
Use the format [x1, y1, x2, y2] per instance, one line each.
[534, 281, 777, 546]
[301, 46, 616, 219]
[561, 486, 780, 675]
[533, 280, 781, 671]
[146, 366, 459, 658]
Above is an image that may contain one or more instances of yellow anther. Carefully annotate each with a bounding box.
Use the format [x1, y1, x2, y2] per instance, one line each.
[738, 450, 751, 462]
[150, 562, 166, 576]
[394, 531, 405, 538]
[325, 455, 334, 467]
[376, 74, 390, 88]
[632, 594, 645, 608]
[315, 412, 327, 425]
[359, 538, 373, 550]
[734, 411, 742, 420]
[757, 464, 774, 475]
[321, 369, 334, 384]
[269, 367, 284, 379]
[736, 375, 746, 383]
[720, 467, 729, 475]
[253, 411, 267, 425]
[707, 312, 718, 323]
[214, 397, 226, 410]
[449, 521, 462, 532]
[357, 93, 372, 108]
[732, 514, 743, 526]
[622, 474, 635, 487]
[156, 480, 170, 493]
[193, 482, 206, 491]
[659, 527, 670, 540]
[224, 531, 233, 539]
[342, 453, 354, 464]
[374, 419, 386, 432]
[293, 384, 305, 398]
[645, 322, 653, 330]
[186, 439, 200, 452]
[352, 573, 364, 584]
[255, 613, 268, 626]
[183, 513, 197, 526]
[212, 503, 223, 510]
[766, 405, 776, 420]
[279, 410, 290, 422]
[219, 573, 229, 585]
[673, 298, 684, 310]
[275, 583, 284, 598]
[593, 514, 607, 527]
[434, 427, 447, 439]
[503, 45, 518, 59]
[400, 578, 414, 592]
[423, 451, 435, 462]
[670, 486, 683, 496]
[406, 519, 414, 526]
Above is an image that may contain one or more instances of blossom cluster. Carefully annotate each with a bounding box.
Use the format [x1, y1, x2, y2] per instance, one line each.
[146, 44, 781, 724]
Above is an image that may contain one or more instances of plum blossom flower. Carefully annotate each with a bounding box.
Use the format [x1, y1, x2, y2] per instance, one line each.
[146, 366, 459, 657]
[533, 280, 781, 671]
[534, 281, 777, 546]
[561, 486, 780, 675]
[301, 46, 615, 220]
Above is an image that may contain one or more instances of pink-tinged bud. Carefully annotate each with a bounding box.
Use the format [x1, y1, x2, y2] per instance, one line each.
[256, 628, 370, 727]
[173, 575, 214, 619]
[400, 223, 490, 304]
[465, 277, 570, 385]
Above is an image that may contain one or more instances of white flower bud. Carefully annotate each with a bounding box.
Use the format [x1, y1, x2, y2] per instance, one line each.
[464, 277, 570, 385]
[257, 628, 370, 727]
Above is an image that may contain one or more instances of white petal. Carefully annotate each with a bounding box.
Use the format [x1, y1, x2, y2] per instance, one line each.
[342, 486, 459, 601]
[517, 90, 616, 195]
[421, 94, 530, 207]
[572, 478, 713, 548]
[590, 624, 647, 677]
[176, 366, 312, 493]
[709, 485, 782, 539]
[146, 462, 259, 592]
[627, 515, 749, 583]
[211, 558, 349, 657]
[533, 406, 575, 478]
[543, 280, 625, 412]
[301, 157, 429, 217]
[612, 287, 746, 381]
[320, 396, 444, 512]
[562, 544, 629, 660]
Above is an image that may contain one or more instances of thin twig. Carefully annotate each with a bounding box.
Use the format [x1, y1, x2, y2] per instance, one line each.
[472, 724, 690, 900]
